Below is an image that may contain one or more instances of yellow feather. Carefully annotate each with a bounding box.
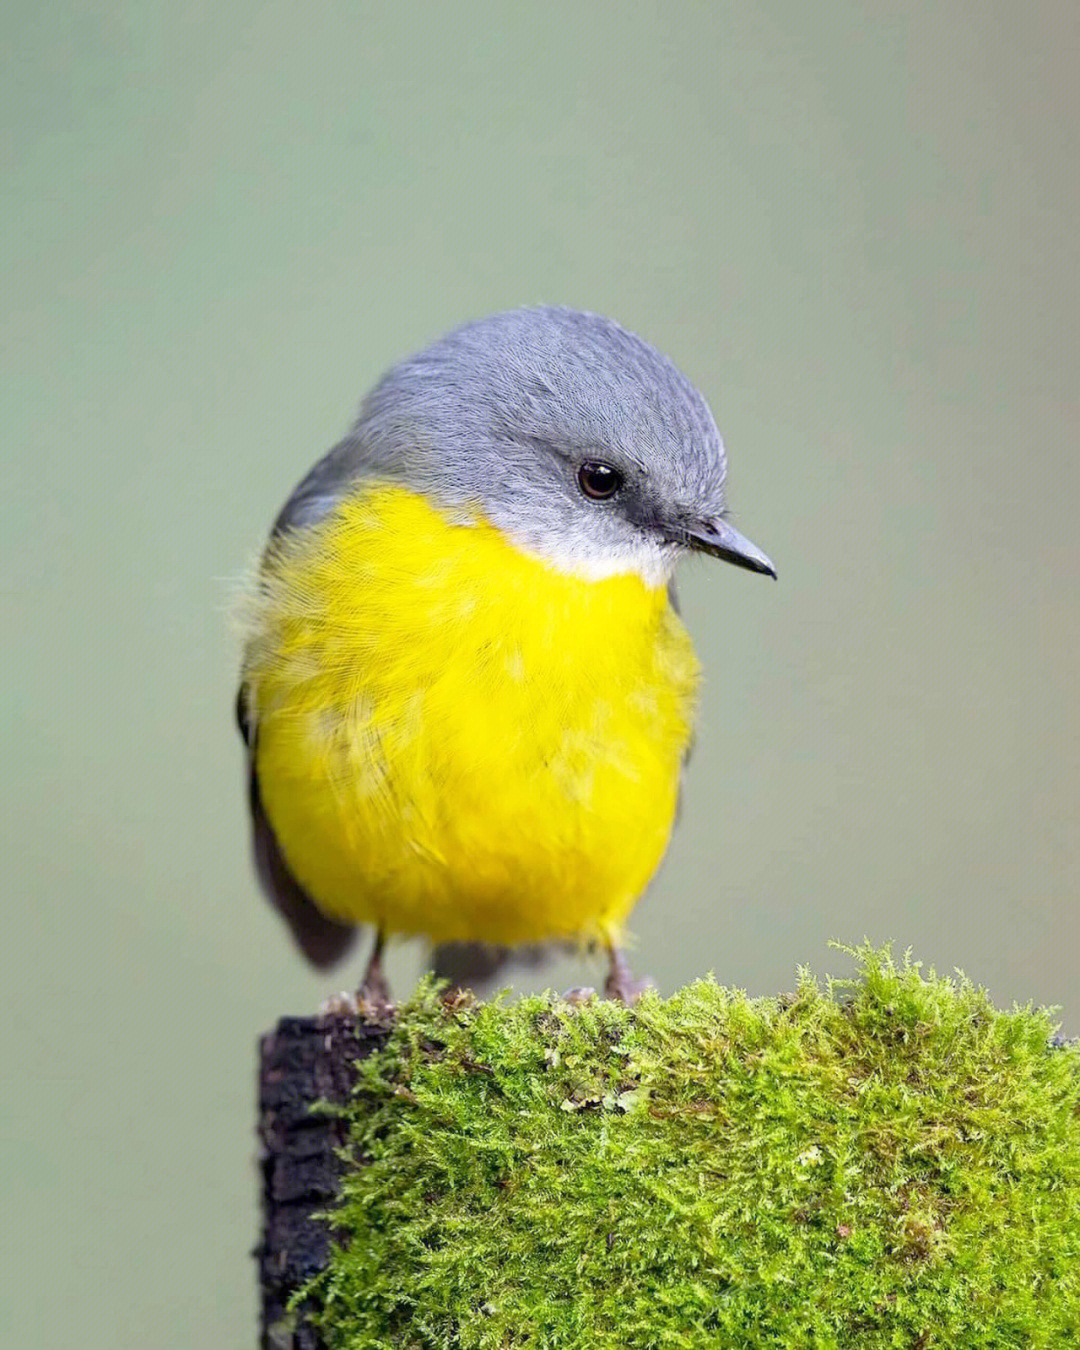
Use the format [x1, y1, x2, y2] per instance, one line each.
[242, 484, 700, 947]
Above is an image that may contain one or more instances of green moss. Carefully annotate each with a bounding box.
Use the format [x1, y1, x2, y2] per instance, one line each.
[302, 946, 1080, 1348]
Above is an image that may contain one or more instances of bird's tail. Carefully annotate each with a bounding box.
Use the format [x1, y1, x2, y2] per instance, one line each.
[430, 941, 559, 993]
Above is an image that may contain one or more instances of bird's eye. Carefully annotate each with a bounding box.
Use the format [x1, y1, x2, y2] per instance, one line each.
[577, 460, 623, 500]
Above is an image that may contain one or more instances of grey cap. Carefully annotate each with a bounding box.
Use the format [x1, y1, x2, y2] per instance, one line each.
[275, 306, 775, 585]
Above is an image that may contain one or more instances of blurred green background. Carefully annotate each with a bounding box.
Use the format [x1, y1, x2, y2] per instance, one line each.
[3, 2, 1076, 1344]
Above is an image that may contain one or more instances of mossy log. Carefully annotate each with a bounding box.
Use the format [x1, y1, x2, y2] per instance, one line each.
[257, 948, 1080, 1349]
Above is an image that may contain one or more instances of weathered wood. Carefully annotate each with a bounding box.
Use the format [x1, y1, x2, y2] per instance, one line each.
[257, 1014, 390, 1349]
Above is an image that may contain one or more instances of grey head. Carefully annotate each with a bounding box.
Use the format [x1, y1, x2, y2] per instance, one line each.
[276, 307, 775, 585]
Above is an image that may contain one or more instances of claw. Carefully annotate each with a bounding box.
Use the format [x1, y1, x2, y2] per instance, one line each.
[562, 986, 598, 1006]
[355, 930, 394, 1023]
[604, 946, 654, 1005]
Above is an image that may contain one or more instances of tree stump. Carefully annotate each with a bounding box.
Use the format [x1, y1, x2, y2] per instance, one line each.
[257, 1013, 390, 1349]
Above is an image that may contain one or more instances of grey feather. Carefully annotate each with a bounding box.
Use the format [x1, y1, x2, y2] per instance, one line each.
[237, 684, 358, 969]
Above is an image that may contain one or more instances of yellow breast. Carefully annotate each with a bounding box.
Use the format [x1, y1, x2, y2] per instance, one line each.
[242, 484, 700, 947]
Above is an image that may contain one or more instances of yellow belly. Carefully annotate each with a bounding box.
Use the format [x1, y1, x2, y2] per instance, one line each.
[242, 484, 700, 947]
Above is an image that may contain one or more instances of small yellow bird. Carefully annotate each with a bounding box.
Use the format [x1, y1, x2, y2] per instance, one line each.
[237, 308, 774, 1005]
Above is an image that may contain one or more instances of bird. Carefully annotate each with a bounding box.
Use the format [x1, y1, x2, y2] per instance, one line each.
[237, 307, 775, 1009]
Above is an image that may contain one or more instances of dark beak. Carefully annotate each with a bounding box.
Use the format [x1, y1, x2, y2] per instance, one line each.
[682, 517, 777, 578]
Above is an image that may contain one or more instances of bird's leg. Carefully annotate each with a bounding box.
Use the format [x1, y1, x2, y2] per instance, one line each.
[356, 929, 393, 1015]
[604, 943, 654, 1005]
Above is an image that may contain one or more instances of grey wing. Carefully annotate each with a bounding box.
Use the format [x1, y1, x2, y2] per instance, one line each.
[270, 434, 368, 536]
[667, 576, 681, 617]
[237, 440, 370, 969]
[237, 684, 358, 969]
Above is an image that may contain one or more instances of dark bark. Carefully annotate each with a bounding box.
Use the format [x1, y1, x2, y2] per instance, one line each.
[257, 1013, 390, 1349]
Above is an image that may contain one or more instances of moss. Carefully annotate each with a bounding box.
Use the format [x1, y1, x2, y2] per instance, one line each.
[302, 946, 1080, 1348]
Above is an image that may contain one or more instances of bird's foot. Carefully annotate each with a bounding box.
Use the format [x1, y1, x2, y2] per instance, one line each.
[604, 947, 654, 1005]
[351, 930, 395, 1024]
[319, 975, 394, 1024]
[320, 989, 361, 1018]
[355, 965, 394, 1024]
[562, 986, 598, 1006]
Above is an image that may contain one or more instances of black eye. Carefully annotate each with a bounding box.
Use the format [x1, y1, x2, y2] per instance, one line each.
[577, 460, 623, 500]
